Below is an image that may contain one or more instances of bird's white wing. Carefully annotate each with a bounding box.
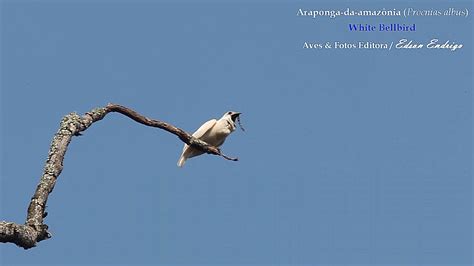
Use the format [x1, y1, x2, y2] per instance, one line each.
[180, 119, 217, 155]
[177, 119, 217, 167]
[191, 119, 217, 139]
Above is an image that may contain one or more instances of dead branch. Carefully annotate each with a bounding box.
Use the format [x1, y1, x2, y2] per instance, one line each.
[0, 103, 238, 249]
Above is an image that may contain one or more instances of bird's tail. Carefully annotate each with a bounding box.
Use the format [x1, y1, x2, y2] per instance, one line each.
[177, 156, 186, 167]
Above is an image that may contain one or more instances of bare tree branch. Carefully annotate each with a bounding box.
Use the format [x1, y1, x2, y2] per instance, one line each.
[0, 103, 238, 249]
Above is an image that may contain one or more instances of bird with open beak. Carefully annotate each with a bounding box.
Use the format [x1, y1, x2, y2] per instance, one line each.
[177, 111, 242, 167]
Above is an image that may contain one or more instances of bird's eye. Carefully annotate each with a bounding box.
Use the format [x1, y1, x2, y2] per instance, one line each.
[228, 111, 232, 115]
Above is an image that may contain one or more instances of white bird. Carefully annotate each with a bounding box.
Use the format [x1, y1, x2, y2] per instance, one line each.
[177, 111, 241, 167]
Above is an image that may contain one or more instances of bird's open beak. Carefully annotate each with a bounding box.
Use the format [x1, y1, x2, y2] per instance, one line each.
[231, 112, 241, 122]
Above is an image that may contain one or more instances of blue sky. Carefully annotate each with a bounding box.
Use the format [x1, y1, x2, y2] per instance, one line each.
[1, 1, 472, 265]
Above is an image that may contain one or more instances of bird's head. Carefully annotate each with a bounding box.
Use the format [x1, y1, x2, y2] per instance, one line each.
[224, 111, 241, 122]
[226, 111, 241, 123]
[222, 111, 245, 131]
